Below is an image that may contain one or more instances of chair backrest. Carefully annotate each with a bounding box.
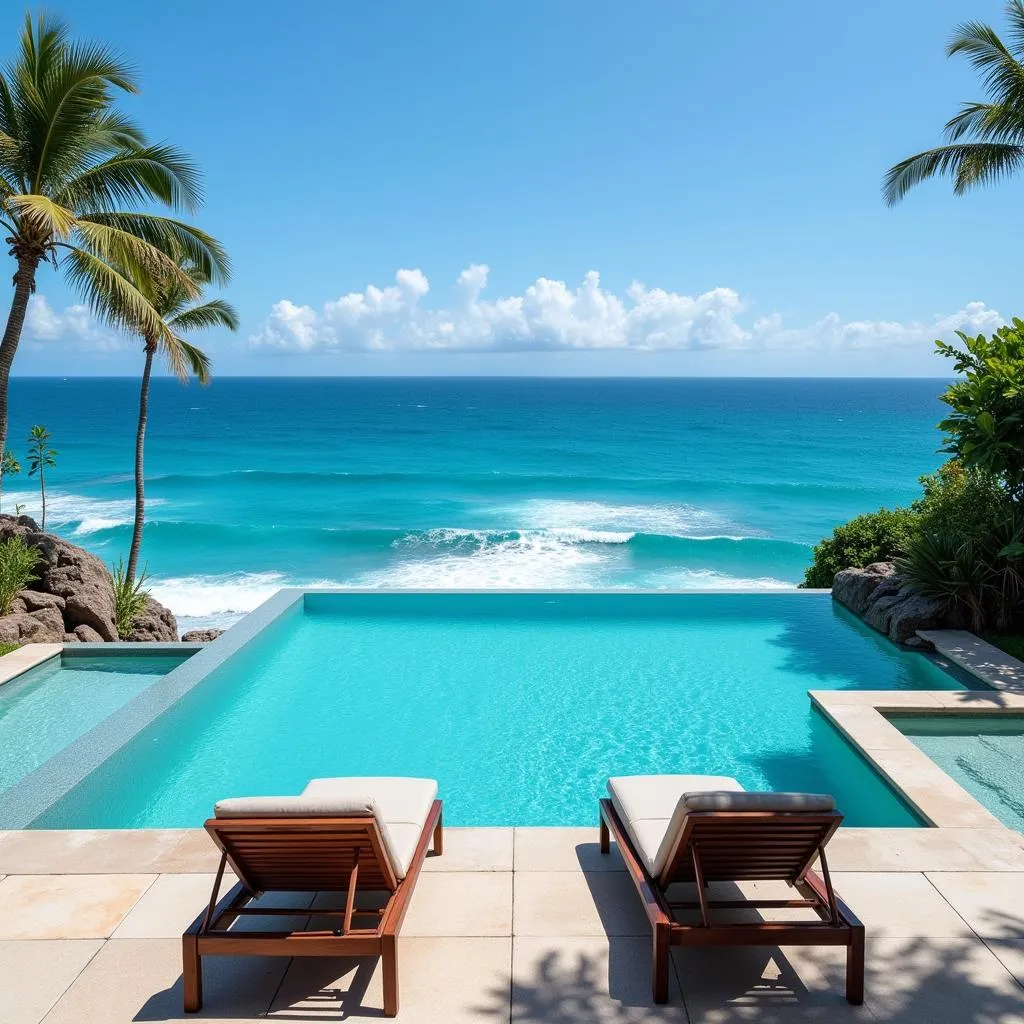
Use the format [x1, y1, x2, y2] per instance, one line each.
[658, 810, 843, 888]
[205, 816, 399, 894]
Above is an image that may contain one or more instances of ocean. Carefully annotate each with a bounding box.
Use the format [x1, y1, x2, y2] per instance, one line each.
[4, 377, 948, 631]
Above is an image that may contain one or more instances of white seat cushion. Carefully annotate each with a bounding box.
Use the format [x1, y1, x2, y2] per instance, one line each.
[303, 777, 439, 878]
[608, 774, 743, 877]
[214, 777, 438, 880]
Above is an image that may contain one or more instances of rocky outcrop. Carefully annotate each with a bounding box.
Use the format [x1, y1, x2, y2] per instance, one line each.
[127, 596, 178, 642]
[0, 515, 180, 643]
[832, 562, 950, 644]
[181, 628, 224, 643]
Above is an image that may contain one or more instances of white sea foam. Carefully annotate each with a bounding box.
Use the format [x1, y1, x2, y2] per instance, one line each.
[149, 572, 292, 618]
[395, 526, 635, 548]
[507, 498, 731, 537]
[2, 489, 164, 535]
[650, 568, 794, 590]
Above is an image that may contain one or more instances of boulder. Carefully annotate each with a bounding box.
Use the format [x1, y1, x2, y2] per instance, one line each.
[63, 632, 79, 642]
[832, 563, 948, 644]
[126, 596, 178, 642]
[74, 623, 105, 643]
[18, 589, 66, 614]
[0, 605, 66, 643]
[181, 628, 224, 643]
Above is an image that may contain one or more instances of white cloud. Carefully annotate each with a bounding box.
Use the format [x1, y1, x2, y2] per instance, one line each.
[23, 295, 125, 353]
[248, 266, 1002, 355]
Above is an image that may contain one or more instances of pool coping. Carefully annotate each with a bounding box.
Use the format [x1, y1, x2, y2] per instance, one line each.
[810, 688, 1024, 829]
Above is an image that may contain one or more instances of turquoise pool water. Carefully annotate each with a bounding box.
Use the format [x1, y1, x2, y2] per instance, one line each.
[894, 715, 1024, 831]
[0, 653, 192, 798]
[35, 593, 966, 829]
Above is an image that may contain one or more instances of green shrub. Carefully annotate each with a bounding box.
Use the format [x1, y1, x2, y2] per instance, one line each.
[913, 462, 1012, 538]
[112, 559, 150, 639]
[0, 536, 41, 614]
[801, 507, 920, 588]
[0, 641, 20, 656]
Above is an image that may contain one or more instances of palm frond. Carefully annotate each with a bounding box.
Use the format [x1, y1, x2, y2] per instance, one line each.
[1003, 0, 1024, 59]
[947, 18, 1024, 103]
[883, 142, 1024, 204]
[168, 297, 239, 333]
[78, 211, 230, 284]
[177, 336, 212, 384]
[6, 192, 76, 238]
[944, 100, 1024, 142]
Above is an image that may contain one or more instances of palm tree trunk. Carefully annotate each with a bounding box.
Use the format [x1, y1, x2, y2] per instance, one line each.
[127, 342, 155, 582]
[0, 256, 39, 481]
[39, 464, 45, 532]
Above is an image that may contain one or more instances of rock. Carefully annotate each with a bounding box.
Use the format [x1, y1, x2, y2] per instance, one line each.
[63, 632, 79, 642]
[832, 563, 949, 644]
[74, 623, 105, 643]
[18, 590, 66, 613]
[0, 605, 66, 643]
[903, 634, 933, 651]
[181, 628, 224, 643]
[126, 596, 178, 642]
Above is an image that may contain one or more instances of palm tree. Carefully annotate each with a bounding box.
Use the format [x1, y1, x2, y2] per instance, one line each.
[122, 261, 238, 582]
[26, 424, 55, 531]
[0, 448, 19, 513]
[883, 0, 1024, 205]
[0, 13, 228, 464]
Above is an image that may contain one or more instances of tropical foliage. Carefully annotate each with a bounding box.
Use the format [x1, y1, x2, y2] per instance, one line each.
[111, 557, 149, 638]
[26, 424, 55, 530]
[0, 534, 40, 613]
[884, 1, 1024, 204]
[802, 507, 919, 588]
[0, 448, 19, 511]
[0, 12, 227, 470]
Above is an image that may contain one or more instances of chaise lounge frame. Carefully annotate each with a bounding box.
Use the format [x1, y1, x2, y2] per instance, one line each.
[598, 797, 864, 1005]
[182, 800, 443, 1016]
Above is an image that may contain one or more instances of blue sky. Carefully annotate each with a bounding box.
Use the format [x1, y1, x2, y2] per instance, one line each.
[2, 0, 1020, 375]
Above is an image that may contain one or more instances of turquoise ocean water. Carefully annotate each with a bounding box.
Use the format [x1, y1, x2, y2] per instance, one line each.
[6, 378, 948, 630]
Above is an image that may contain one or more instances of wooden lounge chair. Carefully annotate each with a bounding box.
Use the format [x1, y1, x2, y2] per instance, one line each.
[183, 776, 442, 1016]
[598, 775, 864, 1005]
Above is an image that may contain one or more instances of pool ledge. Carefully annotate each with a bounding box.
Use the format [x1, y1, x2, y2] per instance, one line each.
[810, 689, 1024, 829]
[0, 643, 61, 685]
[917, 629, 1024, 690]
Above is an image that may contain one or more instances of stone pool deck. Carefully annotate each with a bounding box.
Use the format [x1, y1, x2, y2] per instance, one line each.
[0, 826, 1022, 1023]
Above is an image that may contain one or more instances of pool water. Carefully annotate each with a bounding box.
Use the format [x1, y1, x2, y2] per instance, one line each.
[0, 653, 192, 797]
[35, 593, 965, 829]
[894, 715, 1024, 831]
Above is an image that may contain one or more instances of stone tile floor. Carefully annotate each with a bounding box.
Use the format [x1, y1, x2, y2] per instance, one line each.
[0, 826, 1022, 1023]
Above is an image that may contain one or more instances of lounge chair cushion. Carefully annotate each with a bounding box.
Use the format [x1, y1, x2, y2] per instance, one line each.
[303, 776, 439, 879]
[608, 775, 836, 879]
[214, 777, 438, 880]
[608, 775, 744, 878]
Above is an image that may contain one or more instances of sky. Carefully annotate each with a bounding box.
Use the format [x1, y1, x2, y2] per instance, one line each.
[1, 0, 1020, 376]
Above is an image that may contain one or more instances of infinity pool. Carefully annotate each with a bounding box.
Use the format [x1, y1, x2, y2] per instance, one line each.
[30, 592, 968, 829]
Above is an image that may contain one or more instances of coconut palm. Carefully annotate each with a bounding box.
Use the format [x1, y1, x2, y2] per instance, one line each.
[0, 448, 19, 513]
[121, 260, 238, 582]
[0, 12, 228, 464]
[883, 0, 1024, 205]
[26, 424, 55, 531]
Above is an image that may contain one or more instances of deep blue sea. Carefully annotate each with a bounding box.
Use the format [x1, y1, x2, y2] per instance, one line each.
[5, 377, 948, 630]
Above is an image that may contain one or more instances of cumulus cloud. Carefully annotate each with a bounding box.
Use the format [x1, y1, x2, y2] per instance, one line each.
[23, 295, 124, 352]
[248, 266, 1002, 355]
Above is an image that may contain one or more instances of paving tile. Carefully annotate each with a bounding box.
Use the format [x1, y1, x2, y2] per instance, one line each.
[422, 826, 513, 872]
[809, 689, 943, 708]
[926, 872, 1024, 940]
[113, 873, 238, 939]
[268, 936, 511, 1021]
[0, 874, 154, 939]
[830, 828, 1024, 873]
[0, 939, 101, 1024]
[819, 704, 912, 750]
[859, 936, 1024, 1023]
[0, 829, 220, 874]
[929, 691, 1024, 710]
[986, 939, 1024, 988]
[513, 870, 649, 937]
[831, 872, 974, 938]
[514, 826, 625, 872]
[674, 944, 873, 1022]
[402, 871, 512, 936]
[513, 935, 687, 1021]
[41, 937, 287, 1023]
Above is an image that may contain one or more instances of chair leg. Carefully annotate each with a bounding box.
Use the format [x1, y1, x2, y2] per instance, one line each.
[182, 933, 203, 1012]
[599, 813, 609, 855]
[433, 807, 444, 856]
[846, 927, 865, 1005]
[382, 934, 399, 1017]
[652, 921, 671, 1004]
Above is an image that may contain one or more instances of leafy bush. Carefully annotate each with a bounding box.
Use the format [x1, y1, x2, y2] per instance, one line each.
[801, 507, 920, 588]
[112, 559, 150, 639]
[913, 462, 1012, 538]
[936, 321, 1024, 498]
[0, 536, 42, 614]
[0, 641, 20, 656]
